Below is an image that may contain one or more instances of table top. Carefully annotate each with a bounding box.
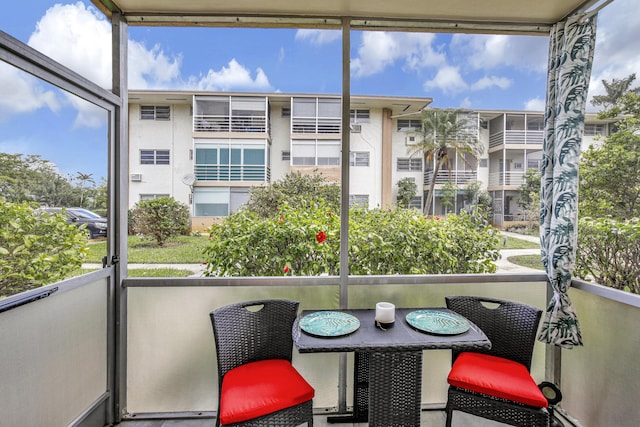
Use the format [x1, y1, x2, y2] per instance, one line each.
[293, 308, 491, 353]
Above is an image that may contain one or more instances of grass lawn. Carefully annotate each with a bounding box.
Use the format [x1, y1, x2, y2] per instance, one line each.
[501, 236, 540, 249]
[507, 255, 545, 270]
[74, 267, 195, 277]
[86, 235, 210, 263]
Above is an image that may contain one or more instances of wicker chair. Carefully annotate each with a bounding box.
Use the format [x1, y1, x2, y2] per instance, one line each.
[444, 296, 550, 427]
[210, 299, 314, 427]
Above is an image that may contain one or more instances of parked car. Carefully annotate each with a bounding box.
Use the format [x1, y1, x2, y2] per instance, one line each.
[41, 207, 108, 239]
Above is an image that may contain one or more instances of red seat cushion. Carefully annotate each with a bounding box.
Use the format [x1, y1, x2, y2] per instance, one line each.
[447, 352, 548, 408]
[219, 359, 315, 425]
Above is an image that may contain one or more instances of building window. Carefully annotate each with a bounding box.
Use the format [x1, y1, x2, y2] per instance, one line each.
[409, 196, 422, 210]
[584, 123, 606, 136]
[397, 157, 422, 171]
[140, 194, 170, 201]
[291, 139, 340, 166]
[397, 119, 421, 131]
[479, 158, 488, 168]
[140, 149, 170, 165]
[141, 105, 170, 120]
[193, 187, 250, 217]
[194, 142, 267, 181]
[350, 109, 370, 123]
[349, 194, 369, 208]
[291, 97, 341, 134]
[282, 107, 291, 117]
[350, 151, 370, 167]
[282, 151, 291, 161]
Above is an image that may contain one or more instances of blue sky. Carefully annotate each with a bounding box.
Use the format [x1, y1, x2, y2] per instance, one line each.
[1, 0, 639, 180]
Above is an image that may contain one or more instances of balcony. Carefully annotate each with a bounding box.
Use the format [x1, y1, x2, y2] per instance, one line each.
[488, 170, 526, 187]
[194, 164, 270, 182]
[424, 170, 477, 186]
[489, 130, 544, 150]
[194, 114, 267, 133]
[3, 271, 639, 426]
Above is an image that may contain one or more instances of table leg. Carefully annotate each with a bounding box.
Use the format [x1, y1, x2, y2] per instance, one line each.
[369, 351, 422, 427]
[327, 351, 369, 423]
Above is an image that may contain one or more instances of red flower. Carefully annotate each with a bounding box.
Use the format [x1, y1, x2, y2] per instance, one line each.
[283, 266, 290, 273]
[435, 216, 440, 220]
[278, 215, 284, 223]
[316, 231, 327, 243]
[328, 212, 333, 217]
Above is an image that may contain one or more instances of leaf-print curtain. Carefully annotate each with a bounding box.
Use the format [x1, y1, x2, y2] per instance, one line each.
[539, 14, 597, 348]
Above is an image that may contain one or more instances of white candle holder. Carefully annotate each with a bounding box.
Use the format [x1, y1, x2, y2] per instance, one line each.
[375, 302, 395, 329]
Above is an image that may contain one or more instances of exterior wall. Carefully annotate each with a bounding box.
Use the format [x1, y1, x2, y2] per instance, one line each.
[127, 95, 614, 230]
[349, 107, 384, 208]
[128, 102, 193, 209]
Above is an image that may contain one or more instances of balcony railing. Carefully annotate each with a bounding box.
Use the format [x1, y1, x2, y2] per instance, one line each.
[194, 114, 267, 133]
[194, 164, 269, 181]
[488, 171, 526, 187]
[3, 271, 640, 427]
[424, 170, 477, 186]
[489, 130, 544, 149]
[292, 117, 341, 134]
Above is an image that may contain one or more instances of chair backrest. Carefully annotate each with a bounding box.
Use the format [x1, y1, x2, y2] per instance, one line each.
[210, 299, 299, 378]
[446, 296, 542, 370]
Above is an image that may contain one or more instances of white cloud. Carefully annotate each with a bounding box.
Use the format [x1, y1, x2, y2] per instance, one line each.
[295, 29, 341, 45]
[190, 59, 273, 91]
[451, 34, 548, 73]
[351, 32, 445, 78]
[471, 75, 512, 91]
[459, 97, 473, 109]
[524, 98, 545, 111]
[128, 41, 182, 89]
[423, 66, 468, 95]
[0, 62, 60, 121]
[587, 0, 640, 111]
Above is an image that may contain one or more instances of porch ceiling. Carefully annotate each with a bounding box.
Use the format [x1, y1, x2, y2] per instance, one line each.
[91, 0, 607, 35]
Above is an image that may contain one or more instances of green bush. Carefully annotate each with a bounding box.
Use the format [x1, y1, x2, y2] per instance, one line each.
[0, 201, 88, 297]
[575, 217, 640, 294]
[129, 197, 190, 247]
[203, 203, 500, 277]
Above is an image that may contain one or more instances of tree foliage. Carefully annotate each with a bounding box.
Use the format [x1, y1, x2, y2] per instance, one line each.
[396, 177, 417, 208]
[0, 201, 88, 297]
[591, 73, 640, 111]
[129, 197, 191, 246]
[203, 202, 500, 277]
[576, 217, 640, 294]
[0, 152, 106, 211]
[244, 171, 341, 218]
[407, 109, 483, 215]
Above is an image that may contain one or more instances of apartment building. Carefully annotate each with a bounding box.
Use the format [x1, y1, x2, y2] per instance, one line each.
[128, 91, 612, 230]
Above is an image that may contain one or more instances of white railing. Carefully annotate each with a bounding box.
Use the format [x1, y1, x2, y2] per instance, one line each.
[194, 114, 267, 133]
[488, 171, 526, 186]
[423, 170, 477, 186]
[489, 130, 544, 148]
[194, 164, 269, 182]
[292, 116, 341, 134]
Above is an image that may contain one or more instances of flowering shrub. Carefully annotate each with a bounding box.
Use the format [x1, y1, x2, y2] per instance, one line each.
[203, 202, 500, 277]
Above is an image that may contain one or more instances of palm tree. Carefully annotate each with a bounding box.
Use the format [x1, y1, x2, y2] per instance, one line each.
[407, 108, 484, 216]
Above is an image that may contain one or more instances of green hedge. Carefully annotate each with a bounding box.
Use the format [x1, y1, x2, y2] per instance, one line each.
[0, 201, 88, 297]
[203, 203, 500, 276]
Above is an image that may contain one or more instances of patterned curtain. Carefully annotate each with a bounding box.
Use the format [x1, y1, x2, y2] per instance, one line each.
[539, 14, 597, 348]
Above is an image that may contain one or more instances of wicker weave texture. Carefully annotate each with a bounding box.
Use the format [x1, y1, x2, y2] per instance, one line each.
[445, 295, 541, 370]
[444, 295, 549, 427]
[369, 351, 422, 427]
[210, 299, 313, 427]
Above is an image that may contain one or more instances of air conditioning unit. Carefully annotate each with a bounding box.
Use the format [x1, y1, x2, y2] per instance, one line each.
[350, 123, 362, 133]
[130, 173, 142, 182]
[405, 134, 417, 145]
